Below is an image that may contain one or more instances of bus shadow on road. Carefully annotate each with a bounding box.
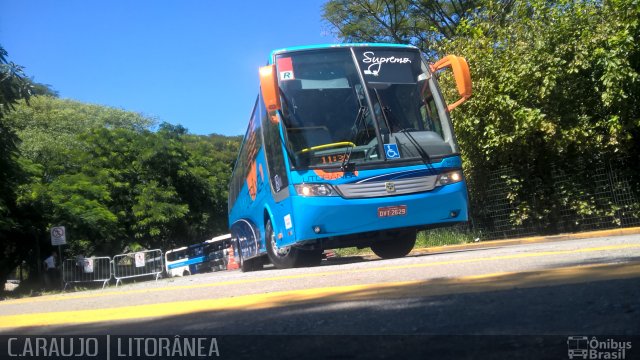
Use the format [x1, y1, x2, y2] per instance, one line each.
[322, 255, 371, 266]
[12, 269, 639, 359]
[10, 262, 639, 339]
[536, 255, 640, 270]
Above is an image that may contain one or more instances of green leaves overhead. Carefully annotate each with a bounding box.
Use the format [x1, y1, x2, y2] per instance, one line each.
[0, 45, 37, 284]
[132, 180, 189, 238]
[7, 96, 154, 174]
[323, 0, 493, 58]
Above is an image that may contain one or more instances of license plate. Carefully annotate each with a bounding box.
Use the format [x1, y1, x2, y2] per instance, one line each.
[378, 205, 407, 218]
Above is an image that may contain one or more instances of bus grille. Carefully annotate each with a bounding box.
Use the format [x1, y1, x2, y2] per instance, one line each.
[335, 175, 439, 198]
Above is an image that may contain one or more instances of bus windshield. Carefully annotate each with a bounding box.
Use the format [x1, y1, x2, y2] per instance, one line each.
[276, 47, 457, 169]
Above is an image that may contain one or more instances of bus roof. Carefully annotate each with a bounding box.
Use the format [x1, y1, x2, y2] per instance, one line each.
[269, 43, 417, 63]
[205, 233, 231, 243]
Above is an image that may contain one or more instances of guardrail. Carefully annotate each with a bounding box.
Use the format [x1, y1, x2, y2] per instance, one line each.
[112, 249, 164, 287]
[62, 257, 112, 290]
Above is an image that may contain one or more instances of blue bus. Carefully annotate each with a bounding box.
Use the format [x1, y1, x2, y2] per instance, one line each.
[165, 234, 232, 276]
[228, 43, 472, 271]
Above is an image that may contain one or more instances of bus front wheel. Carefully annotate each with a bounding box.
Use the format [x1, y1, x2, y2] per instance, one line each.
[370, 230, 417, 259]
[265, 219, 321, 268]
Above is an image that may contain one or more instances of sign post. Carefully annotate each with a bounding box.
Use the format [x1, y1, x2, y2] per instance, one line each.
[50, 226, 66, 288]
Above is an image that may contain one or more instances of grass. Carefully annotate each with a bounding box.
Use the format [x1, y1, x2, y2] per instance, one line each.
[1, 279, 99, 300]
[333, 227, 480, 257]
[332, 247, 370, 257]
[1, 286, 64, 300]
[415, 227, 480, 248]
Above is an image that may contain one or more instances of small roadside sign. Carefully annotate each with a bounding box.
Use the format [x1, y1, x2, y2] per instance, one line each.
[135, 252, 145, 268]
[51, 226, 67, 246]
[83, 258, 94, 273]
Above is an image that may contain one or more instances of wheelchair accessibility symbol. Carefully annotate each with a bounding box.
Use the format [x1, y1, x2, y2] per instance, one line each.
[384, 144, 400, 159]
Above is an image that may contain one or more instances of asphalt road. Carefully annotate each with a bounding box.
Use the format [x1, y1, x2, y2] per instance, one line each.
[1, 234, 639, 359]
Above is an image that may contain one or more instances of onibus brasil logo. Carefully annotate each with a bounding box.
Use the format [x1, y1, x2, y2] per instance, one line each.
[567, 336, 632, 359]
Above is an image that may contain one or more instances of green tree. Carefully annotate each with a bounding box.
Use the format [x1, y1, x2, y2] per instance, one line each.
[0, 47, 243, 287]
[323, 0, 500, 58]
[323, 0, 640, 232]
[7, 98, 159, 258]
[436, 0, 640, 229]
[0, 45, 36, 287]
[6, 96, 153, 177]
[17, 122, 240, 256]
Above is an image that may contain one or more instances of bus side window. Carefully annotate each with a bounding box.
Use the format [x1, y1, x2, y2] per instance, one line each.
[261, 96, 289, 197]
[420, 93, 444, 137]
[229, 97, 261, 209]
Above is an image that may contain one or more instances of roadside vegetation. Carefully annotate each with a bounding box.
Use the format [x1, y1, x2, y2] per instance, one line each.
[324, 0, 640, 234]
[0, 47, 242, 287]
[335, 228, 478, 257]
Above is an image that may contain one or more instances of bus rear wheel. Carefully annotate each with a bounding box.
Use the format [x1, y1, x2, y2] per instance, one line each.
[241, 256, 262, 272]
[234, 239, 262, 272]
[265, 219, 322, 268]
[370, 229, 417, 259]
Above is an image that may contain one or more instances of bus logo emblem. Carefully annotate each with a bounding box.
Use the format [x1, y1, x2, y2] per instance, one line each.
[385, 182, 396, 193]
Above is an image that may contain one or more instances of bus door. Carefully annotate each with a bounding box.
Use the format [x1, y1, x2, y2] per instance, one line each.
[260, 91, 297, 248]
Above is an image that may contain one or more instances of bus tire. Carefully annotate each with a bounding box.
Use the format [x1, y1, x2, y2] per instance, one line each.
[265, 219, 300, 269]
[235, 239, 262, 272]
[371, 229, 417, 259]
[241, 256, 262, 272]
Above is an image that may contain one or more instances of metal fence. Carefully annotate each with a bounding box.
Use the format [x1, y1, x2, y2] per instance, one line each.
[112, 249, 164, 287]
[56, 243, 232, 291]
[62, 256, 112, 290]
[424, 158, 640, 243]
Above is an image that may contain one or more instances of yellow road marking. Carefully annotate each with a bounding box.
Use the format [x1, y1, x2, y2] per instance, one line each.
[1, 243, 639, 306]
[1, 261, 639, 329]
[412, 226, 640, 254]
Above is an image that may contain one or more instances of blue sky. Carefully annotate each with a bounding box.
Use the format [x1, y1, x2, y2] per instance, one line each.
[1, 0, 333, 136]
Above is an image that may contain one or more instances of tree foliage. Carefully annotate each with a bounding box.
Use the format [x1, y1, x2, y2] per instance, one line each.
[323, 0, 640, 230]
[1, 59, 241, 284]
[323, 0, 509, 58]
[0, 45, 35, 285]
[7, 97, 241, 256]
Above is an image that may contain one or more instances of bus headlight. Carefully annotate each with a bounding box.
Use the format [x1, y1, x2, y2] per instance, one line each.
[437, 170, 463, 186]
[294, 183, 338, 197]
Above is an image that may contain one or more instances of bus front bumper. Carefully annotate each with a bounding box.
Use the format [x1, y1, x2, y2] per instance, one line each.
[289, 181, 468, 243]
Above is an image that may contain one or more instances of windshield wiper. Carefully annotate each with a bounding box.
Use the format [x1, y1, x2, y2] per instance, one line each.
[340, 144, 355, 172]
[337, 105, 368, 171]
[399, 128, 431, 166]
[378, 102, 431, 166]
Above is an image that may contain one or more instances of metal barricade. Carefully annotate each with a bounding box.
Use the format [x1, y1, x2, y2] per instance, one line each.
[112, 249, 164, 287]
[62, 257, 112, 290]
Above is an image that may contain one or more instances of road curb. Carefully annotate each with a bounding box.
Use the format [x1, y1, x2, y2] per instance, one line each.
[410, 226, 640, 256]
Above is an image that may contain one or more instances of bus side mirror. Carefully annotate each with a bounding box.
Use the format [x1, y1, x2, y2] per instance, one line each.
[430, 55, 472, 111]
[259, 65, 282, 119]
